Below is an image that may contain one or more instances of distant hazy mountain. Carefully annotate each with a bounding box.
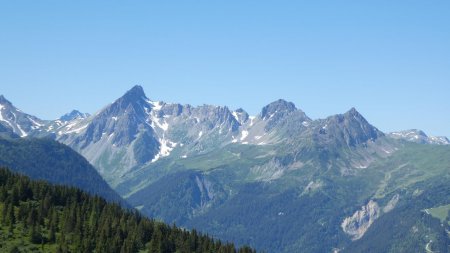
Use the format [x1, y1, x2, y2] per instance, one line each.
[388, 129, 450, 145]
[0, 86, 448, 252]
[59, 109, 90, 122]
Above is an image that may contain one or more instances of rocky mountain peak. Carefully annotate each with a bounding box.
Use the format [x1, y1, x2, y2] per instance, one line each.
[344, 107, 364, 119]
[261, 99, 297, 120]
[123, 85, 146, 100]
[341, 107, 370, 125]
[105, 85, 152, 118]
[319, 108, 383, 147]
[59, 110, 90, 122]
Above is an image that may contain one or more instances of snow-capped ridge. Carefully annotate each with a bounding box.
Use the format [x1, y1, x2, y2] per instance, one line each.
[0, 95, 46, 137]
[388, 129, 449, 145]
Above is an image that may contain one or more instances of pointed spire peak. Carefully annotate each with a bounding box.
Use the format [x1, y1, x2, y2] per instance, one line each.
[346, 107, 359, 115]
[343, 107, 366, 120]
[103, 85, 151, 117]
[123, 85, 146, 99]
[114, 85, 149, 108]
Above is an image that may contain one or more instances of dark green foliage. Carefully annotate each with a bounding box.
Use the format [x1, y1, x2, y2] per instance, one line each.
[0, 167, 254, 253]
[186, 182, 351, 253]
[0, 137, 125, 205]
[128, 170, 228, 225]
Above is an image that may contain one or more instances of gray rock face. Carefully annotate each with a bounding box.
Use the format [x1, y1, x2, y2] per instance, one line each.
[341, 200, 381, 240]
[261, 99, 296, 120]
[233, 108, 249, 124]
[313, 108, 384, 147]
[260, 99, 300, 131]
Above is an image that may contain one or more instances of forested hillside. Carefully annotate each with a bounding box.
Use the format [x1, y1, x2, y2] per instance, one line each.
[0, 167, 255, 253]
[0, 137, 124, 205]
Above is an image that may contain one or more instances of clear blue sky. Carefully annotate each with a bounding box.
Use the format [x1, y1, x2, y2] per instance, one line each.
[1, 1, 449, 136]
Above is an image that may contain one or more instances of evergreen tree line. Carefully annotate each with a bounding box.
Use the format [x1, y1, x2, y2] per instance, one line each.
[0, 167, 256, 253]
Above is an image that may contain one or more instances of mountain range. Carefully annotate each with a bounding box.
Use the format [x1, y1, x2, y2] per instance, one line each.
[1, 86, 449, 252]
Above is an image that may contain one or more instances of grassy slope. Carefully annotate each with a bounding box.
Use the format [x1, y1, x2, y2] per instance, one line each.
[426, 204, 450, 225]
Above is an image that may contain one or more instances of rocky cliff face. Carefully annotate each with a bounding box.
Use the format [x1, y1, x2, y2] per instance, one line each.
[341, 200, 381, 240]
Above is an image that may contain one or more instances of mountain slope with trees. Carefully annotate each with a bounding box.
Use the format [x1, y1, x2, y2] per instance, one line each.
[0, 136, 125, 206]
[0, 167, 255, 253]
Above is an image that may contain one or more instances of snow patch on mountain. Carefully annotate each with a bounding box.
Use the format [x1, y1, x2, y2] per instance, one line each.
[240, 130, 249, 141]
[232, 111, 240, 122]
[249, 116, 256, 126]
[64, 123, 89, 134]
[148, 100, 163, 111]
[28, 116, 44, 128]
[151, 137, 178, 163]
[16, 122, 27, 137]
